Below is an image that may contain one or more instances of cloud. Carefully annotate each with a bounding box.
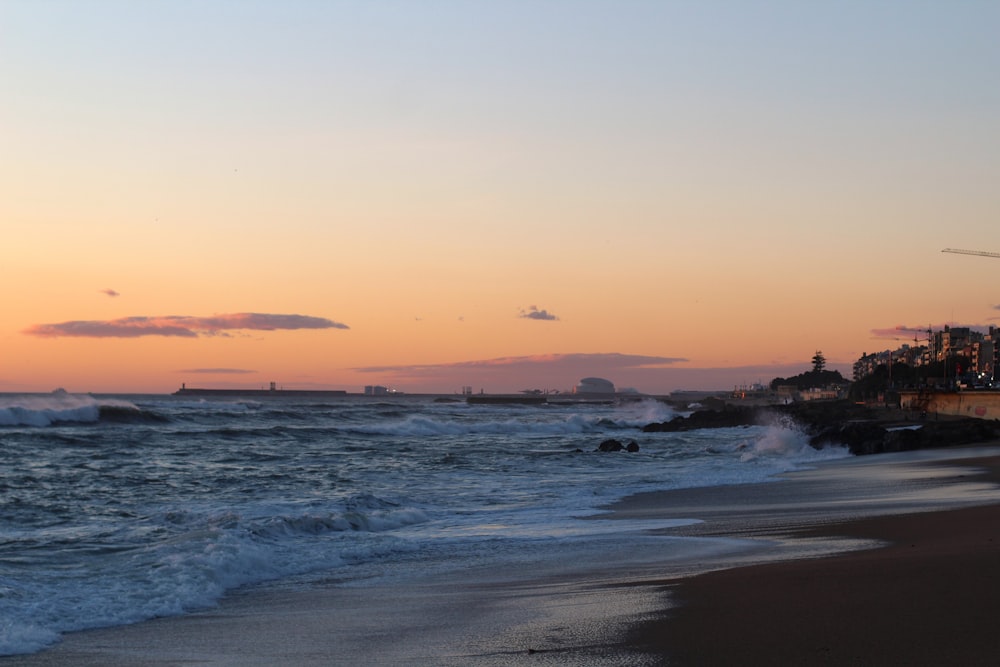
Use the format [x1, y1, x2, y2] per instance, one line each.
[869, 325, 933, 340]
[100, 289, 120, 298]
[24, 312, 349, 338]
[870, 322, 994, 341]
[178, 368, 256, 374]
[519, 305, 559, 321]
[355, 352, 686, 378]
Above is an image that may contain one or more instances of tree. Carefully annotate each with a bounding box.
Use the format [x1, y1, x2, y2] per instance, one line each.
[811, 351, 826, 373]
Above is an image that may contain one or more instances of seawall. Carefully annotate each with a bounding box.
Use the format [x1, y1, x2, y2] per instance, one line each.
[174, 388, 348, 398]
[899, 390, 1000, 420]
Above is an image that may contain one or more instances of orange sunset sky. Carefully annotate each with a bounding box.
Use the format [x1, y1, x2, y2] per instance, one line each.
[2, 1, 998, 395]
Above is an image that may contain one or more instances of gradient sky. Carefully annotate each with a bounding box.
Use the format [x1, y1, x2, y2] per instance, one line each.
[3, 1, 998, 395]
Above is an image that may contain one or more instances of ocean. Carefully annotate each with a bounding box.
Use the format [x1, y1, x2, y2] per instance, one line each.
[0, 391, 852, 657]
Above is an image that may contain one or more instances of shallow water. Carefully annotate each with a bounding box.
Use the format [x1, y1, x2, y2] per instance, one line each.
[0, 392, 850, 655]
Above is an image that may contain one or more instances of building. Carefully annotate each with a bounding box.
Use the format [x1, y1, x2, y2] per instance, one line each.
[574, 377, 615, 394]
[854, 325, 998, 386]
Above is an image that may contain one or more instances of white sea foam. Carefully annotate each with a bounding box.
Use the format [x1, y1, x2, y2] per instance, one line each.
[739, 414, 849, 463]
[0, 394, 856, 657]
[0, 496, 435, 655]
[0, 392, 137, 426]
[0, 621, 60, 658]
[349, 413, 603, 437]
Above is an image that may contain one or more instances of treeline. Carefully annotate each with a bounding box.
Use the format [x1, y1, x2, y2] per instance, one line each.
[769, 369, 847, 391]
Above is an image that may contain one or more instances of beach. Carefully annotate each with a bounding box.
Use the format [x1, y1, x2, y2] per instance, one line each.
[6, 444, 1000, 666]
[628, 453, 1000, 666]
[633, 501, 1000, 666]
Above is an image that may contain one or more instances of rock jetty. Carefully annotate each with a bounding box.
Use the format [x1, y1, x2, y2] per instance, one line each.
[643, 399, 1000, 456]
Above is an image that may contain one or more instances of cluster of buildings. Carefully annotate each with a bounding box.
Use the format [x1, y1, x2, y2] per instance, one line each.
[854, 325, 999, 387]
[364, 385, 403, 396]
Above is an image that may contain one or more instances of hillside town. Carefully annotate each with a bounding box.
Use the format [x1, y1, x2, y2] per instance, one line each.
[854, 325, 998, 390]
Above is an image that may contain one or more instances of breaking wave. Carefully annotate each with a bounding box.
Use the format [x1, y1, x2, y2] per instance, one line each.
[0, 392, 163, 427]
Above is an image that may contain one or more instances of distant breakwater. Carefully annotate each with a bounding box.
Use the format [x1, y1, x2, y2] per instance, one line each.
[174, 387, 348, 398]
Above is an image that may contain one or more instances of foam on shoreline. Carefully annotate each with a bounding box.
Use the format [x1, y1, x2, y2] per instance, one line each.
[628, 452, 1000, 664]
[10, 446, 1000, 666]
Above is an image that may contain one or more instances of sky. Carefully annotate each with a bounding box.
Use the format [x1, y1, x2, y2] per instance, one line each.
[2, 0, 999, 395]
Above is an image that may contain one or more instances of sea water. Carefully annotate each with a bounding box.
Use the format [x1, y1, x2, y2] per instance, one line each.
[0, 391, 850, 656]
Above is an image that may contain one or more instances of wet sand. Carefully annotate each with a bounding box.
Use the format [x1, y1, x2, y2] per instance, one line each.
[7, 448, 1000, 666]
[629, 454, 1000, 666]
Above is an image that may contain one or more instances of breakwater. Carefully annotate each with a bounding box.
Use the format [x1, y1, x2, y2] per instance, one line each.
[174, 387, 347, 398]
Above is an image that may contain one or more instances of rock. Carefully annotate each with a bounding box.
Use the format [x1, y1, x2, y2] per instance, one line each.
[643, 399, 1000, 456]
[881, 428, 921, 453]
[595, 439, 640, 453]
[597, 439, 624, 452]
[808, 416, 1000, 455]
[642, 405, 759, 432]
[809, 421, 887, 455]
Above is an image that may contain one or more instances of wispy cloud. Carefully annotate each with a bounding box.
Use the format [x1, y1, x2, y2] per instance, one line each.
[519, 305, 559, 321]
[356, 352, 686, 377]
[24, 313, 349, 338]
[870, 325, 933, 340]
[178, 368, 257, 374]
[100, 288, 120, 298]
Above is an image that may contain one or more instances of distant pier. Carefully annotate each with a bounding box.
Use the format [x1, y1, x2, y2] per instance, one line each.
[174, 383, 347, 398]
[465, 394, 548, 405]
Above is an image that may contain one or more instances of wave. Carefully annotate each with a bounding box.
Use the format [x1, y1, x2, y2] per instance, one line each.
[0, 493, 429, 656]
[601, 398, 678, 428]
[251, 497, 429, 538]
[0, 393, 165, 427]
[98, 405, 170, 424]
[738, 414, 851, 462]
[346, 414, 597, 437]
[342, 402, 674, 438]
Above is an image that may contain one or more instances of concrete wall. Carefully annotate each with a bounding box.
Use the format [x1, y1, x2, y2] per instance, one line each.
[899, 390, 1000, 420]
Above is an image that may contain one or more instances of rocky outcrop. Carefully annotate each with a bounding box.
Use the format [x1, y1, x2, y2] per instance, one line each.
[642, 406, 759, 432]
[643, 400, 1000, 456]
[832, 419, 1000, 456]
[597, 439, 640, 452]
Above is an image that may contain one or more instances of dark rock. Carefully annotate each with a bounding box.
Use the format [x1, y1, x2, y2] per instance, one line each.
[809, 421, 887, 455]
[881, 428, 921, 453]
[597, 439, 624, 452]
[626, 441, 640, 452]
[643, 405, 759, 432]
[643, 398, 1000, 456]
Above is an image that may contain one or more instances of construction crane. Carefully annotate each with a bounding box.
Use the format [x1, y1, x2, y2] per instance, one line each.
[895, 325, 932, 344]
[941, 248, 1000, 259]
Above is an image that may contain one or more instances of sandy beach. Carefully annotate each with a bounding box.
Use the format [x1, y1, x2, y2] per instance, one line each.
[598, 447, 1000, 666]
[631, 501, 1000, 666]
[6, 446, 1000, 666]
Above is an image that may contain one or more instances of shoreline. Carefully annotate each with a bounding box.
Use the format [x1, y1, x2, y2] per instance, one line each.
[626, 452, 1000, 665]
[7, 446, 1000, 665]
